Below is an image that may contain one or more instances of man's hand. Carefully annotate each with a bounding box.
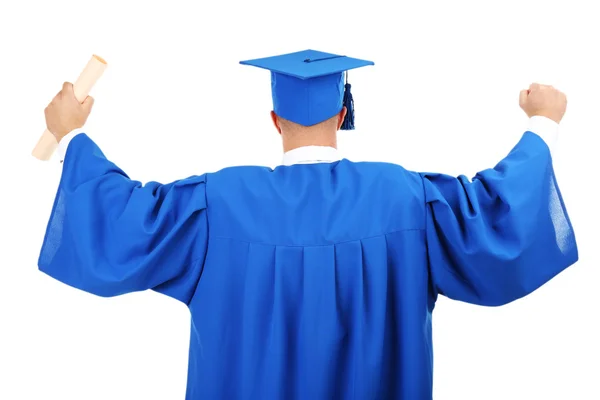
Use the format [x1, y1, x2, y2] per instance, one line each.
[45, 82, 94, 142]
[519, 83, 567, 124]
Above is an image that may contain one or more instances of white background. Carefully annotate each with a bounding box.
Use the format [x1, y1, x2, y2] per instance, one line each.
[0, 0, 598, 399]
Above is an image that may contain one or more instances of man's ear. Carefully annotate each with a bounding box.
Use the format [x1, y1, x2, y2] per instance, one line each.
[336, 107, 348, 131]
[271, 111, 282, 134]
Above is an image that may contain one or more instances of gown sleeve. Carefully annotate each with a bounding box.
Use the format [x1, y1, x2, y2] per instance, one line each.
[38, 133, 208, 305]
[421, 131, 578, 306]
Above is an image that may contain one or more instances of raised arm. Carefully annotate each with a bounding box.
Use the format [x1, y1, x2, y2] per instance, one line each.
[422, 84, 578, 306]
[38, 83, 208, 305]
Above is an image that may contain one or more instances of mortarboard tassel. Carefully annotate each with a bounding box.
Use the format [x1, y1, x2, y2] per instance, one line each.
[341, 73, 355, 130]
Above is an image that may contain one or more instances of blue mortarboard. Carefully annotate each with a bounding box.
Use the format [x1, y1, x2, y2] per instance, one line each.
[240, 49, 374, 129]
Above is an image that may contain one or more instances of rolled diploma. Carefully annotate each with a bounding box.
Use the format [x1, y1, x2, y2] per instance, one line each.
[31, 55, 107, 161]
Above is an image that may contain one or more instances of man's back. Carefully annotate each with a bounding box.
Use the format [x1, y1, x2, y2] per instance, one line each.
[190, 160, 430, 398]
[206, 160, 424, 245]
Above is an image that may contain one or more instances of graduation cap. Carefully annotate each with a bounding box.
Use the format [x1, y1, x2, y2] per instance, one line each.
[240, 49, 374, 129]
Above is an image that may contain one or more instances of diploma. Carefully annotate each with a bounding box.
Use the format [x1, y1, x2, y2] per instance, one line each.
[31, 54, 107, 161]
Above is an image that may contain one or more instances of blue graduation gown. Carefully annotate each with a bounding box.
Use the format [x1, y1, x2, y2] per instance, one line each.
[39, 131, 578, 399]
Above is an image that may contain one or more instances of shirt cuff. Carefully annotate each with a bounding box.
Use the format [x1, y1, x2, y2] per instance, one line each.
[527, 116, 558, 157]
[57, 128, 85, 163]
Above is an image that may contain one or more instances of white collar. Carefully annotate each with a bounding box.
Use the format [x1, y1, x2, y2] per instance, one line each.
[281, 146, 341, 166]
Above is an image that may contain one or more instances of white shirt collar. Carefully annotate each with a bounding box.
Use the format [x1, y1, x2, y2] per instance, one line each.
[281, 146, 341, 166]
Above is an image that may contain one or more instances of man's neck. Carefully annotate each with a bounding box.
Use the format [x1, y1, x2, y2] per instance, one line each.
[281, 145, 341, 166]
[282, 133, 337, 153]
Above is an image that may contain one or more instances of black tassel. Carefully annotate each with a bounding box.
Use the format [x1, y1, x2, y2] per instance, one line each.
[341, 74, 355, 130]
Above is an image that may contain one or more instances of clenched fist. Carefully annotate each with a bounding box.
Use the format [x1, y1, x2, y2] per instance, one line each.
[519, 83, 567, 124]
[45, 82, 94, 142]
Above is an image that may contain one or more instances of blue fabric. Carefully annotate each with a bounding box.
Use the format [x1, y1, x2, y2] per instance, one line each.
[270, 71, 344, 127]
[39, 131, 578, 399]
[240, 50, 374, 79]
[240, 50, 373, 126]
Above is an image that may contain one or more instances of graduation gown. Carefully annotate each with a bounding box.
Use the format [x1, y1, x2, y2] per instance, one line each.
[39, 131, 578, 399]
